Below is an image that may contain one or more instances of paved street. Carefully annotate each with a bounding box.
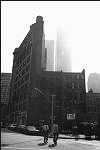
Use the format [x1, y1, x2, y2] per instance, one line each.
[1, 128, 100, 150]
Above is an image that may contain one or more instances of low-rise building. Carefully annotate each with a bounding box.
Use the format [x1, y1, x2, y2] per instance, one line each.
[86, 89, 100, 122]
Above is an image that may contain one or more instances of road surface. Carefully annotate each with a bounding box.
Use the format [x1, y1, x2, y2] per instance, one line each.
[1, 128, 100, 150]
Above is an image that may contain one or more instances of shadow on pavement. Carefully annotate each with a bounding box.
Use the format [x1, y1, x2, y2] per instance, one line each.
[1, 144, 9, 147]
[48, 143, 57, 148]
[38, 143, 46, 146]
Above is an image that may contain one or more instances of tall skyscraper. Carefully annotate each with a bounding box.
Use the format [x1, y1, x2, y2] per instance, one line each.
[45, 40, 55, 71]
[56, 28, 72, 72]
[87, 73, 100, 93]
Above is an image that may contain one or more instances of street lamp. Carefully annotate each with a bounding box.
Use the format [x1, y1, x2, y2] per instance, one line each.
[34, 87, 56, 135]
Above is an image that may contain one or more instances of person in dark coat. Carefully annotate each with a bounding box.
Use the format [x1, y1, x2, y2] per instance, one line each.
[52, 122, 59, 145]
[94, 122, 100, 140]
[72, 123, 79, 140]
[42, 123, 49, 144]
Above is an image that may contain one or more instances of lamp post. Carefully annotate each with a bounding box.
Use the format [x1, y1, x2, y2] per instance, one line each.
[34, 88, 56, 135]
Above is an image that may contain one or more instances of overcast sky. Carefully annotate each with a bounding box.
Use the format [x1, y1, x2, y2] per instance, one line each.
[1, 1, 100, 91]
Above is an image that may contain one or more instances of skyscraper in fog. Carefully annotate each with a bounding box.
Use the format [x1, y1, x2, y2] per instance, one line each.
[87, 73, 100, 93]
[45, 40, 55, 71]
[56, 28, 72, 72]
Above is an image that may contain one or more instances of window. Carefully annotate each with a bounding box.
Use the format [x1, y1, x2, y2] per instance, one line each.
[27, 56, 31, 63]
[26, 44, 31, 55]
[67, 92, 72, 100]
[79, 75, 82, 79]
[74, 93, 77, 100]
[19, 73, 22, 79]
[23, 60, 26, 67]
[15, 76, 18, 82]
[20, 86, 24, 93]
[20, 95, 23, 101]
[23, 101, 27, 110]
[63, 102, 67, 109]
[88, 107, 90, 112]
[22, 69, 25, 76]
[19, 64, 23, 72]
[25, 83, 28, 89]
[74, 82, 78, 89]
[25, 73, 29, 81]
[14, 83, 17, 89]
[67, 82, 72, 89]
[79, 83, 83, 89]
[26, 64, 30, 72]
[82, 75, 84, 79]
[77, 75, 79, 79]
[18, 80, 20, 87]
[16, 105, 18, 111]
[17, 89, 19, 95]
[16, 68, 19, 75]
[21, 77, 24, 84]
[19, 103, 22, 111]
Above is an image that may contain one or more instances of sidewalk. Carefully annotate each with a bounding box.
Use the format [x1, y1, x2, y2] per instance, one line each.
[58, 134, 96, 140]
[58, 134, 85, 139]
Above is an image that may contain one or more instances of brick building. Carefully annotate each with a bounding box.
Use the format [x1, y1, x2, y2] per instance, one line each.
[9, 16, 86, 130]
[86, 89, 100, 122]
[1, 73, 11, 124]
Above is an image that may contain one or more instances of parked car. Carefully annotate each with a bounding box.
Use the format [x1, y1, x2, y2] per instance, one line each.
[17, 125, 26, 134]
[1, 122, 6, 128]
[60, 130, 73, 135]
[93, 122, 100, 140]
[84, 122, 94, 139]
[7, 124, 17, 131]
[26, 126, 40, 135]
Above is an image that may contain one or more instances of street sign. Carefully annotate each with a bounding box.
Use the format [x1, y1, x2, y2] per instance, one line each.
[67, 113, 75, 120]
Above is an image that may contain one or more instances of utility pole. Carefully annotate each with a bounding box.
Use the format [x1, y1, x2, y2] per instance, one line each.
[51, 94, 55, 136]
[34, 88, 56, 135]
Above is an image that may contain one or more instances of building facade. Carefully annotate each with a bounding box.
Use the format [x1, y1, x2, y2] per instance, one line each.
[45, 40, 55, 71]
[9, 16, 86, 130]
[87, 73, 100, 93]
[86, 89, 100, 122]
[61, 70, 86, 129]
[1, 73, 11, 124]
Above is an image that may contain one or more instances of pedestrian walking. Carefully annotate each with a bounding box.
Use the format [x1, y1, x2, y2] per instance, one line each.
[94, 122, 100, 140]
[42, 122, 49, 144]
[72, 123, 79, 140]
[52, 121, 59, 145]
[84, 123, 92, 140]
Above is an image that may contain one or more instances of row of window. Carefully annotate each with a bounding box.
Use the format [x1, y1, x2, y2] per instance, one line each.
[14, 82, 29, 98]
[63, 74, 84, 80]
[15, 64, 30, 82]
[63, 82, 83, 90]
[13, 92, 27, 102]
[63, 92, 83, 101]
[16, 43, 32, 67]
[11, 101, 27, 112]
[87, 107, 100, 112]
[87, 100, 100, 105]
[15, 73, 30, 90]
[87, 95, 100, 100]
[16, 56, 31, 76]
